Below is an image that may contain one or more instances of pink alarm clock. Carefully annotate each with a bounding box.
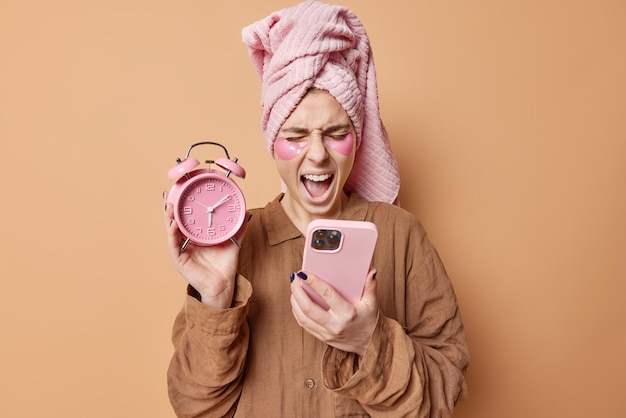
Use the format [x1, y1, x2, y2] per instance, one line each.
[167, 141, 246, 251]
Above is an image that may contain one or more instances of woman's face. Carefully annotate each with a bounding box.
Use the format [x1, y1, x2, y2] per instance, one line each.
[274, 90, 357, 219]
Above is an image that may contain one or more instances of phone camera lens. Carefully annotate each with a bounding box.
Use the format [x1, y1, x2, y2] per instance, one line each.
[327, 231, 340, 243]
[312, 238, 326, 250]
[311, 229, 342, 250]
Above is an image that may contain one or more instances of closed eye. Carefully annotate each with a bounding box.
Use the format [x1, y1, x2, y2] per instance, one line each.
[285, 136, 307, 142]
[324, 128, 354, 141]
[327, 133, 350, 140]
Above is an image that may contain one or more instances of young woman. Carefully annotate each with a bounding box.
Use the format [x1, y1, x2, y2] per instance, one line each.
[164, 2, 469, 416]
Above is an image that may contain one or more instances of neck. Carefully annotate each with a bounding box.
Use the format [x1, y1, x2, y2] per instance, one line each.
[280, 192, 348, 235]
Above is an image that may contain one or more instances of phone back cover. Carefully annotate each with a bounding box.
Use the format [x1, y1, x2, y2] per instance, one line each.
[301, 219, 378, 309]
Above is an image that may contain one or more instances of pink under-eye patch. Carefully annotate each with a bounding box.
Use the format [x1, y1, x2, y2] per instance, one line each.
[274, 131, 356, 160]
[324, 131, 355, 156]
[274, 137, 308, 160]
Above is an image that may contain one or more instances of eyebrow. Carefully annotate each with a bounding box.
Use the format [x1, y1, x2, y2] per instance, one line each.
[280, 123, 352, 135]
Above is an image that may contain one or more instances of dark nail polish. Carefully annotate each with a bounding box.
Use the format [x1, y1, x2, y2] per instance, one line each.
[296, 271, 308, 280]
[290, 272, 295, 283]
[247, 213, 253, 222]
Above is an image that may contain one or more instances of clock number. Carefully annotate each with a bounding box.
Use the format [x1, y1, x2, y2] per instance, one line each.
[196, 187, 202, 193]
[188, 218, 195, 225]
[226, 216, 233, 222]
[227, 204, 237, 212]
[218, 225, 225, 232]
[205, 183, 215, 191]
[183, 207, 193, 215]
[207, 228, 216, 236]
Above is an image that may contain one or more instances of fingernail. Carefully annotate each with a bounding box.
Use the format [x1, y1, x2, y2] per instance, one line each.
[296, 271, 308, 280]
[290, 272, 295, 283]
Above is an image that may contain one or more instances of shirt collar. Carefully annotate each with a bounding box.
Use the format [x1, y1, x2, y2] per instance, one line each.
[264, 193, 370, 246]
[265, 195, 301, 246]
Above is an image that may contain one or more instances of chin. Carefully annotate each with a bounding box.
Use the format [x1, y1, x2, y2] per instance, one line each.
[301, 188, 345, 217]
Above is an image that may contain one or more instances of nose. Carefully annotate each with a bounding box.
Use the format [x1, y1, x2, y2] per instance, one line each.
[305, 134, 328, 164]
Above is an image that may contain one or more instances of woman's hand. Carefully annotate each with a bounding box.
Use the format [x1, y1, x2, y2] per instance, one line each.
[164, 192, 249, 309]
[289, 268, 379, 356]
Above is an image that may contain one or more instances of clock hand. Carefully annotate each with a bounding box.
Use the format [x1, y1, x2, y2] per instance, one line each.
[189, 197, 210, 210]
[210, 194, 231, 210]
[190, 197, 215, 228]
[192, 194, 231, 229]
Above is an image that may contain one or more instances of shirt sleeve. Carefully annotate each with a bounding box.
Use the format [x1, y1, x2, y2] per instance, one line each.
[321, 217, 469, 418]
[167, 274, 252, 418]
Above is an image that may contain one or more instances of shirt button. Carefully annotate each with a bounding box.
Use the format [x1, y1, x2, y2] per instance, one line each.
[304, 379, 316, 389]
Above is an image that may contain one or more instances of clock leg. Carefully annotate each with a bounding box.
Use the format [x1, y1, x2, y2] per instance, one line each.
[180, 238, 191, 253]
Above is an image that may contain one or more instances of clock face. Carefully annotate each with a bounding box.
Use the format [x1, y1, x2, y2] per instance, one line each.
[174, 172, 246, 245]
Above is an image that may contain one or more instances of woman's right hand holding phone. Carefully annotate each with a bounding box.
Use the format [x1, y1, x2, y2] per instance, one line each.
[289, 267, 379, 356]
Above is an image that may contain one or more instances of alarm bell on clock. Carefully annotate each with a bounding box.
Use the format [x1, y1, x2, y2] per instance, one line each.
[167, 141, 246, 252]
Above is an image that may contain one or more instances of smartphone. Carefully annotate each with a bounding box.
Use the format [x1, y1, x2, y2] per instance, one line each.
[300, 219, 378, 310]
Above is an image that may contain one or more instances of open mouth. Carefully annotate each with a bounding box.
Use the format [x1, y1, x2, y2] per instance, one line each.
[301, 173, 334, 199]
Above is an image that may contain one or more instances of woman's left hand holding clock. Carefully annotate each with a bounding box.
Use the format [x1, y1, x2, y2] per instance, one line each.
[163, 192, 250, 309]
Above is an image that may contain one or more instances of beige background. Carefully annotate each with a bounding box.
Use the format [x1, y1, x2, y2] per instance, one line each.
[1, 1, 624, 417]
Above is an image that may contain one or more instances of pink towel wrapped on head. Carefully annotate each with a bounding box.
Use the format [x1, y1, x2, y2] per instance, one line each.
[242, 0, 400, 204]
